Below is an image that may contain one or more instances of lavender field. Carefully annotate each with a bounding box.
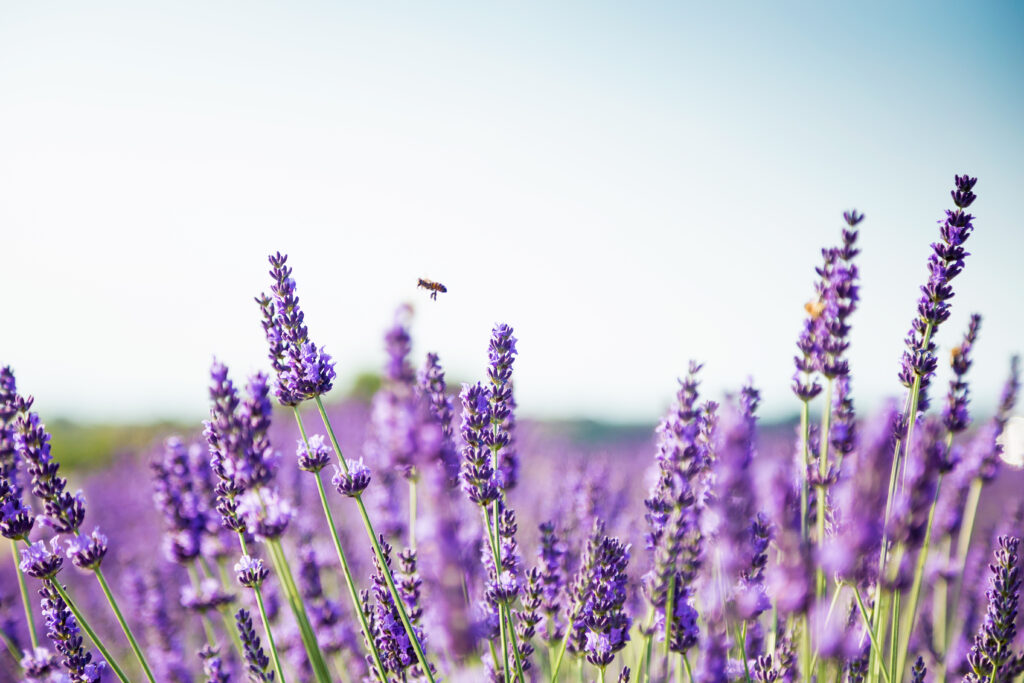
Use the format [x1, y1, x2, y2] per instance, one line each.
[2, 175, 1024, 683]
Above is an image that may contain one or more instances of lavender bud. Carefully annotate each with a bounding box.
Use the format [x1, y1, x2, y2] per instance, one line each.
[20, 538, 63, 579]
[20, 647, 58, 679]
[0, 496, 35, 540]
[237, 488, 293, 540]
[331, 460, 371, 497]
[235, 555, 269, 588]
[64, 527, 108, 571]
[199, 645, 231, 683]
[296, 434, 332, 473]
[181, 577, 235, 613]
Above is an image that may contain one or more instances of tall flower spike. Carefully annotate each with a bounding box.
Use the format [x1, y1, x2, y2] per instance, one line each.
[459, 382, 499, 506]
[15, 410, 86, 535]
[537, 520, 567, 642]
[898, 175, 978, 414]
[40, 579, 105, 682]
[964, 536, 1024, 681]
[487, 324, 519, 491]
[204, 362, 280, 532]
[419, 352, 460, 485]
[236, 609, 275, 682]
[258, 252, 336, 405]
[943, 313, 981, 434]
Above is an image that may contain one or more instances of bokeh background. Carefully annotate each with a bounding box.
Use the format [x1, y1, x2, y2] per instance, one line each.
[3, 2, 1023, 446]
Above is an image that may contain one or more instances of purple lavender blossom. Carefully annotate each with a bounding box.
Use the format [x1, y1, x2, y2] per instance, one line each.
[15, 410, 85, 535]
[152, 437, 209, 562]
[965, 536, 1024, 681]
[459, 382, 499, 506]
[20, 646, 58, 679]
[296, 434, 332, 473]
[235, 555, 269, 588]
[237, 488, 293, 540]
[944, 313, 981, 434]
[0, 495, 35, 540]
[180, 577, 235, 613]
[566, 521, 632, 667]
[126, 568, 192, 683]
[64, 528, 108, 571]
[536, 520, 567, 642]
[911, 656, 926, 683]
[40, 579, 105, 682]
[419, 352, 460, 486]
[257, 252, 336, 405]
[204, 362, 279, 532]
[898, 175, 978, 414]
[365, 307, 443, 483]
[199, 645, 231, 683]
[236, 608, 274, 682]
[365, 536, 427, 677]
[823, 403, 900, 584]
[331, 459, 371, 497]
[487, 324, 519, 491]
[20, 539, 64, 579]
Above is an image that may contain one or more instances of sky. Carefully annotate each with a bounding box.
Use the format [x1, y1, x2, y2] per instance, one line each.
[2, 2, 1023, 425]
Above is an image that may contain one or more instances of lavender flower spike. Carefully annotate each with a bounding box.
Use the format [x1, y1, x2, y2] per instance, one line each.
[236, 608, 275, 682]
[257, 252, 336, 405]
[897, 174, 978, 414]
[965, 536, 1024, 681]
[943, 313, 981, 434]
[20, 538, 64, 579]
[40, 579, 105, 683]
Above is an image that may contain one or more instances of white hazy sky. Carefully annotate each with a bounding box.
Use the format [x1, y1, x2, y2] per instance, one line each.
[2, 2, 1023, 424]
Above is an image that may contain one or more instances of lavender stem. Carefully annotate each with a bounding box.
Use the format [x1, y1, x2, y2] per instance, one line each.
[851, 584, 892, 683]
[292, 406, 388, 680]
[236, 532, 287, 683]
[11, 539, 39, 650]
[265, 536, 332, 683]
[48, 577, 130, 683]
[93, 566, 157, 683]
[313, 395, 438, 682]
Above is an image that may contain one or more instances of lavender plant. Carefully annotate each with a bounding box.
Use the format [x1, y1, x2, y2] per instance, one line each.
[1, 173, 1020, 683]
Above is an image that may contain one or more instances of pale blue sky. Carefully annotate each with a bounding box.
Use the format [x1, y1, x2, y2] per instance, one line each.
[2, 2, 1023, 423]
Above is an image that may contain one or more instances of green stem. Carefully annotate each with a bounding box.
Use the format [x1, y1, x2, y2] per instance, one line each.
[49, 579, 131, 683]
[292, 406, 389, 681]
[254, 585, 287, 683]
[810, 581, 846, 672]
[895, 471, 945, 681]
[11, 540, 39, 650]
[550, 602, 582, 682]
[505, 604, 528, 683]
[738, 622, 752, 683]
[816, 379, 834, 596]
[682, 653, 693, 683]
[851, 585, 892, 683]
[94, 566, 157, 683]
[945, 476, 984, 663]
[314, 396, 437, 682]
[664, 574, 676, 674]
[0, 624, 20, 664]
[235, 532, 288, 683]
[799, 400, 811, 543]
[266, 537, 332, 683]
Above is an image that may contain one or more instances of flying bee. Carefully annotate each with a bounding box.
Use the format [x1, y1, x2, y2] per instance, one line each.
[417, 278, 448, 301]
